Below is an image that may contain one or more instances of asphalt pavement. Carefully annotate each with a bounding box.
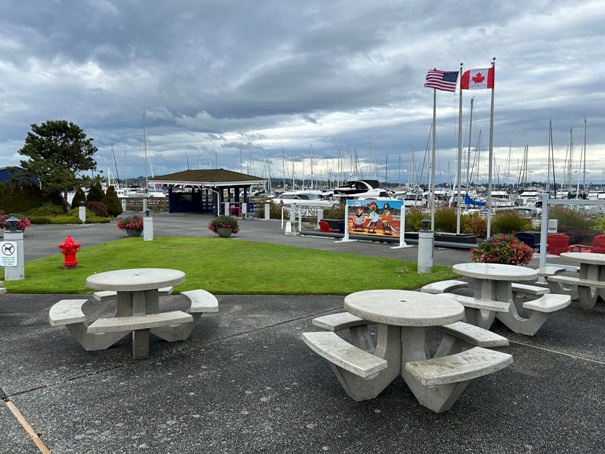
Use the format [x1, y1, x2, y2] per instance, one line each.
[1, 212, 604, 453]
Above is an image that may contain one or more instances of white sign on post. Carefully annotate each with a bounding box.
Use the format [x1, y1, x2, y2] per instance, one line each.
[1, 241, 18, 267]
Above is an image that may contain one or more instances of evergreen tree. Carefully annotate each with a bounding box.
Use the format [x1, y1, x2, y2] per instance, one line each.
[71, 187, 86, 208]
[86, 181, 104, 202]
[18, 120, 97, 209]
[103, 186, 123, 217]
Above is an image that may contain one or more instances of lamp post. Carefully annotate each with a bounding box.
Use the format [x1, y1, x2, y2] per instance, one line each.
[7, 216, 20, 232]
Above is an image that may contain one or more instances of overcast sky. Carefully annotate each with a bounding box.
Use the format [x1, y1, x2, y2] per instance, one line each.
[1, 0, 604, 188]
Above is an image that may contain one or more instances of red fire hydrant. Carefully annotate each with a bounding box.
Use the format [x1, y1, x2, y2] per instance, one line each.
[58, 235, 81, 268]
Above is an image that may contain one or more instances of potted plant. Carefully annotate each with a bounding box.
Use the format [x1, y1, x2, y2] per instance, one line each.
[470, 234, 534, 265]
[208, 215, 240, 238]
[0, 211, 31, 232]
[117, 214, 144, 237]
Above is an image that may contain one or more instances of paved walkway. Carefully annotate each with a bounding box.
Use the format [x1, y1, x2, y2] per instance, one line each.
[1, 213, 604, 453]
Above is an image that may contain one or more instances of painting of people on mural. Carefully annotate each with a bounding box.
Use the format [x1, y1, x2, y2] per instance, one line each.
[346, 200, 403, 238]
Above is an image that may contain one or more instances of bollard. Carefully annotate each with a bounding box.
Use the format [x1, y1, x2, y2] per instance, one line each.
[264, 203, 270, 220]
[78, 202, 86, 223]
[2, 217, 25, 280]
[144, 210, 154, 241]
[417, 219, 434, 274]
[317, 208, 324, 228]
[548, 219, 558, 233]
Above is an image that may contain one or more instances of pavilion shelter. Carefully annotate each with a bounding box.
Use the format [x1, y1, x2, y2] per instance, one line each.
[148, 169, 265, 215]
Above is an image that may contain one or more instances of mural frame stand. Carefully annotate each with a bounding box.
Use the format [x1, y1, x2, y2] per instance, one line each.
[337, 204, 357, 243]
[390, 206, 410, 249]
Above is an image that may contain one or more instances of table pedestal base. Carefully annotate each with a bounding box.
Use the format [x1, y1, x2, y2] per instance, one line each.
[133, 329, 150, 359]
[330, 325, 401, 401]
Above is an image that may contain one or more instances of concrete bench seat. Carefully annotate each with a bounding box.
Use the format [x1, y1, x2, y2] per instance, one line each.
[88, 311, 193, 333]
[302, 331, 388, 378]
[312, 312, 372, 331]
[92, 287, 173, 302]
[49, 299, 89, 326]
[181, 289, 219, 313]
[441, 293, 510, 312]
[547, 275, 605, 289]
[538, 265, 576, 277]
[522, 294, 571, 313]
[405, 346, 513, 387]
[311, 312, 375, 352]
[434, 321, 509, 348]
[420, 280, 469, 294]
[511, 283, 550, 296]
[150, 289, 219, 342]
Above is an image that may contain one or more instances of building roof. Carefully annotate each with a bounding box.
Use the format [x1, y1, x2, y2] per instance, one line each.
[148, 169, 265, 187]
[0, 166, 39, 185]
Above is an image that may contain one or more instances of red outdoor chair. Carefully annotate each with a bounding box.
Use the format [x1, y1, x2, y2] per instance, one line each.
[318, 221, 331, 232]
[569, 234, 605, 253]
[590, 235, 605, 253]
[547, 234, 569, 256]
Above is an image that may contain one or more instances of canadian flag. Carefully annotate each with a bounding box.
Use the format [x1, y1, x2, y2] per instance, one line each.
[460, 67, 495, 90]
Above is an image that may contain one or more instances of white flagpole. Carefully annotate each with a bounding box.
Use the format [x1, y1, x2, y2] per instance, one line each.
[456, 62, 464, 234]
[431, 87, 436, 231]
[486, 57, 496, 238]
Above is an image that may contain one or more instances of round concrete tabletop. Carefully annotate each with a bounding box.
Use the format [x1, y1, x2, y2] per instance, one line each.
[86, 268, 185, 291]
[453, 262, 537, 281]
[560, 252, 605, 265]
[344, 290, 464, 327]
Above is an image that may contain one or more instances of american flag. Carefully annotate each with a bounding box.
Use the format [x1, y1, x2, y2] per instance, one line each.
[424, 69, 459, 92]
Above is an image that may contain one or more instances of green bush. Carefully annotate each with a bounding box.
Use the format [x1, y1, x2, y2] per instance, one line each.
[550, 206, 591, 229]
[27, 216, 54, 225]
[462, 213, 487, 238]
[85, 201, 109, 217]
[322, 205, 345, 220]
[491, 210, 533, 234]
[434, 206, 457, 232]
[24, 203, 66, 217]
[591, 217, 605, 233]
[405, 207, 426, 231]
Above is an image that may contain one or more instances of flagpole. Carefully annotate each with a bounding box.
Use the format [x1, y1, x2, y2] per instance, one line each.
[431, 86, 436, 231]
[486, 57, 496, 238]
[456, 62, 464, 234]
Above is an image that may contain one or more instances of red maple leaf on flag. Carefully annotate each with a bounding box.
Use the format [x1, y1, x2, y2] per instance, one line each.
[472, 71, 485, 84]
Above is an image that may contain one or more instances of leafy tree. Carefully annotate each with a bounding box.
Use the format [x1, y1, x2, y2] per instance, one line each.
[18, 120, 98, 209]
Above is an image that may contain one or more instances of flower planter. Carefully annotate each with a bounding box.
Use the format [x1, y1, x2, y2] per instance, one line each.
[216, 227, 233, 238]
[125, 228, 142, 237]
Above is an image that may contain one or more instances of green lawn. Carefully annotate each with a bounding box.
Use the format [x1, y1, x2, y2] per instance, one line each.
[2, 237, 457, 294]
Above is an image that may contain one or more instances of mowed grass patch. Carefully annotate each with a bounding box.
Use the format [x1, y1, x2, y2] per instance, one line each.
[2, 236, 457, 294]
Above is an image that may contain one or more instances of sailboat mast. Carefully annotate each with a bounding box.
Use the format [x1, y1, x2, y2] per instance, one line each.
[111, 143, 120, 185]
[143, 113, 149, 190]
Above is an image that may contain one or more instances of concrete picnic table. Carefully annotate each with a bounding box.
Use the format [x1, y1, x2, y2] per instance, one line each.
[556, 252, 605, 309]
[85, 268, 192, 358]
[303, 290, 512, 412]
[451, 262, 570, 336]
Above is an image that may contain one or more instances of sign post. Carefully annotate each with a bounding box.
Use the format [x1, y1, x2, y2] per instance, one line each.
[1, 230, 25, 280]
